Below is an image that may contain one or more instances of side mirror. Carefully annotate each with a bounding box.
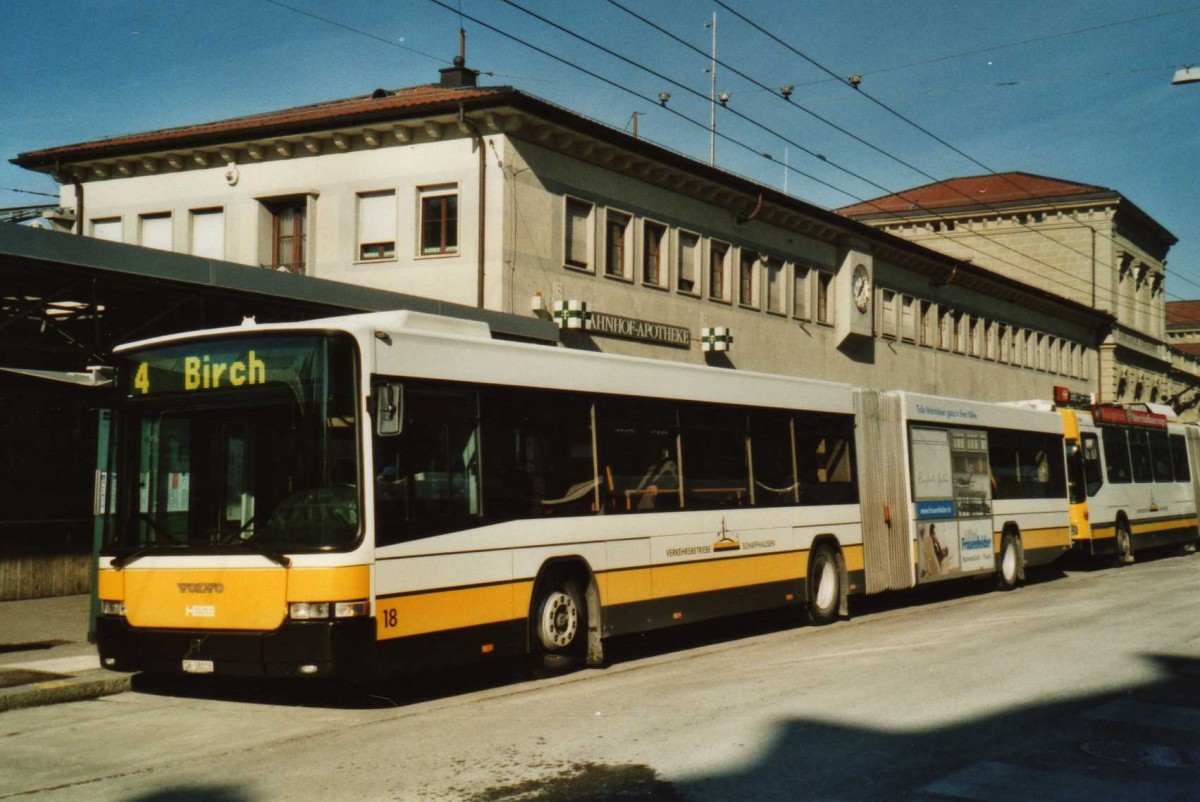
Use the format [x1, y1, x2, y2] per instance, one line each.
[374, 383, 403, 436]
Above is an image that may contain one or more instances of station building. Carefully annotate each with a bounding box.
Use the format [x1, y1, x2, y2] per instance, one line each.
[12, 62, 1108, 406]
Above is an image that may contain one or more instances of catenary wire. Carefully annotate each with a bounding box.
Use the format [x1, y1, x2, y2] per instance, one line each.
[713, 0, 1200, 300]
[489, 0, 1171, 313]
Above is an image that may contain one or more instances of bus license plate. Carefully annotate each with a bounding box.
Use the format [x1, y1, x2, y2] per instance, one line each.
[182, 659, 214, 674]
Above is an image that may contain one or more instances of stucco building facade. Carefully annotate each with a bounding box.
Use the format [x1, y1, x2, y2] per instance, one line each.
[13, 66, 1108, 405]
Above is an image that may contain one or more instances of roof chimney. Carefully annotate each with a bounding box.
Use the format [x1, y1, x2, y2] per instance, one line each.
[439, 28, 479, 88]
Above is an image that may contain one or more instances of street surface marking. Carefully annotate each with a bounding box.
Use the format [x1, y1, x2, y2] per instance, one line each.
[923, 761, 1180, 802]
[1085, 700, 1200, 735]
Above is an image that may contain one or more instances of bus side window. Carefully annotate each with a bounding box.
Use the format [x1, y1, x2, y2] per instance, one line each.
[1149, 430, 1174, 482]
[1170, 434, 1191, 483]
[1128, 430, 1153, 483]
[1102, 428, 1131, 484]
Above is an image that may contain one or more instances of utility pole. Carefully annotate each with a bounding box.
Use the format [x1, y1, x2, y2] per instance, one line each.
[707, 11, 716, 166]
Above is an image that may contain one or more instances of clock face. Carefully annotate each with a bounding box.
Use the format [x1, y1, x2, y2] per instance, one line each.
[852, 265, 871, 312]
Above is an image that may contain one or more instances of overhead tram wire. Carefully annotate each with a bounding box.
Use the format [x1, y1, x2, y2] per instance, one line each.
[260, 0, 448, 65]
[713, 0, 1200, 299]
[791, 4, 1200, 86]
[610, 0, 1193, 310]
[426, 0, 1166, 315]
[478, 0, 1164, 315]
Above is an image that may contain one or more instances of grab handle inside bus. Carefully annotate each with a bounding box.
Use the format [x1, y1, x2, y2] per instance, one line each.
[374, 382, 404, 436]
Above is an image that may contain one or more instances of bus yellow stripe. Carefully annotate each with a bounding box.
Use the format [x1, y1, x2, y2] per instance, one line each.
[650, 552, 801, 600]
[1132, 516, 1199, 536]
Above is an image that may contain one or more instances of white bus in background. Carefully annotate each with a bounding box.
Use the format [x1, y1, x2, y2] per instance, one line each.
[1056, 390, 1200, 564]
[94, 310, 1079, 681]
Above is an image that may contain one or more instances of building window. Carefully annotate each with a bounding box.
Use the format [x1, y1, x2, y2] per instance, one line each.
[953, 311, 967, 354]
[709, 240, 730, 301]
[938, 308, 952, 350]
[604, 210, 632, 279]
[918, 300, 933, 345]
[738, 249, 758, 307]
[997, 323, 1009, 363]
[765, 257, 784, 314]
[91, 217, 122, 242]
[265, 198, 306, 273]
[677, 230, 700, 294]
[1048, 336, 1059, 373]
[815, 270, 833, 324]
[642, 220, 667, 286]
[565, 197, 594, 270]
[1011, 329, 1024, 368]
[139, 213, 172, 252]
[419, 185, 458, 256]
[792, 264, 810, 320]
[880, 290, 897, 339]
[190, 208, 224, 259]
[900, 295, 916, 342]
[968, 316, 981, 356]
[357, 190, 397, 261]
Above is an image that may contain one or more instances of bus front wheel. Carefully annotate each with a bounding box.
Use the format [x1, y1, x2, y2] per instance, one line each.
[807, 546, 841, 626]
[1113, 523, 1134, 567]
[534, 578, 586, 671]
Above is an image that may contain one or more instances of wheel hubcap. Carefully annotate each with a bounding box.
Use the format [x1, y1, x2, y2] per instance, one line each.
[815, 561, 837, 610]
[1002, 541, 1017, 580]
[539, 591, 578, 650]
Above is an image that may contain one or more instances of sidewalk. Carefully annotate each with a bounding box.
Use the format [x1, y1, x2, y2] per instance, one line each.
[0, 594, 131, 712]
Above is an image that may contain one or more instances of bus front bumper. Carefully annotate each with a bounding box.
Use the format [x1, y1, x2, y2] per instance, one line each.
[95, 616, 376, 679]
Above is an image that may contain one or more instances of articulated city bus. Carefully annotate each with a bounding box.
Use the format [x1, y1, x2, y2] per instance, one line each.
[1058, 391, 1200, 564]
[95, 311, 1086, 679]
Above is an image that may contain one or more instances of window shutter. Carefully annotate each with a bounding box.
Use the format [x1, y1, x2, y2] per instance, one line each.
[566, 200, 591, 266]
[191, 210, 224, 259]
[140, 215, 172, 251]
[92, 218, 122, 242]
[358, 192, 396, 256]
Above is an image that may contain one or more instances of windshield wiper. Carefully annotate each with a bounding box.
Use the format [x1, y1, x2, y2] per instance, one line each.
[224, 539, 291, 568]
[110, 546, 163, 570]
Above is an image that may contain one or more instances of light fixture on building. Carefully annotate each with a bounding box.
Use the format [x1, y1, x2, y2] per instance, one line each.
[531, 291, 545, 313]
[701, 326, 733, 352]
[553, 299, 590, 330]
[1172, 66, 1199, 85]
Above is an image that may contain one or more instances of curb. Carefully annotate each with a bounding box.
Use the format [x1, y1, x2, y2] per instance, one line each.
[0, 669, 132, 713]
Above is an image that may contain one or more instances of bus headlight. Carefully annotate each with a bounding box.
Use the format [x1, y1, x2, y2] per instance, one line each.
[334, 601, 369, 618]
[289, 601, 369, 620]
[288, 602, 331, 620]
[101, 600, 126, 616]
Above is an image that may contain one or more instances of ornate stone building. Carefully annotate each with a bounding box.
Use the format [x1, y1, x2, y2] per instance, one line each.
[838, 173, 1200, 416]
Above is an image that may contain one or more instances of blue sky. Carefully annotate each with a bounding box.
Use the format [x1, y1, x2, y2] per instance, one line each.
[3, 1, 1198, 295]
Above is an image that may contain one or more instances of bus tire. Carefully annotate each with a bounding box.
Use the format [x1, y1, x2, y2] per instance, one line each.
[996, 532, 1020, 591]
[1113, 522, 1134, 567]
[807, 545, 841, 626]
[534, 577, 586, 671]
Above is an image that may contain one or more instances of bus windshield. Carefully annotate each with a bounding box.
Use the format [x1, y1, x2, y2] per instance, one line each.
[106, 333, 361, 557]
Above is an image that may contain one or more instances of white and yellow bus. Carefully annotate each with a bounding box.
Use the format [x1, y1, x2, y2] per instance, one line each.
[1057, 390, 1200, 564]
[96, 311, 1085, 679]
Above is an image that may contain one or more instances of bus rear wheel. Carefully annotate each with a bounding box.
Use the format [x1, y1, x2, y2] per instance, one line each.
[807, 546, 841, 626]
[534, 578, 586, 671]
[996, 532, 1020, 591]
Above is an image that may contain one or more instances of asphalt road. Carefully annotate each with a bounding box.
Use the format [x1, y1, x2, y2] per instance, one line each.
[4, 552, 1200, 802]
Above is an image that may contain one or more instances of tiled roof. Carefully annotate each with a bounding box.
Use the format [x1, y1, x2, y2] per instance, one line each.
[14, 84, 512, 167]
[1167, 300, 1200, 326]
[1172, 342, 1200, 356]
[836, 172, 1116, 217]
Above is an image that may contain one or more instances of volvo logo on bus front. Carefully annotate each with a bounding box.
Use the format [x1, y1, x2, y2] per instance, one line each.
[178, 583, 224, 594]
